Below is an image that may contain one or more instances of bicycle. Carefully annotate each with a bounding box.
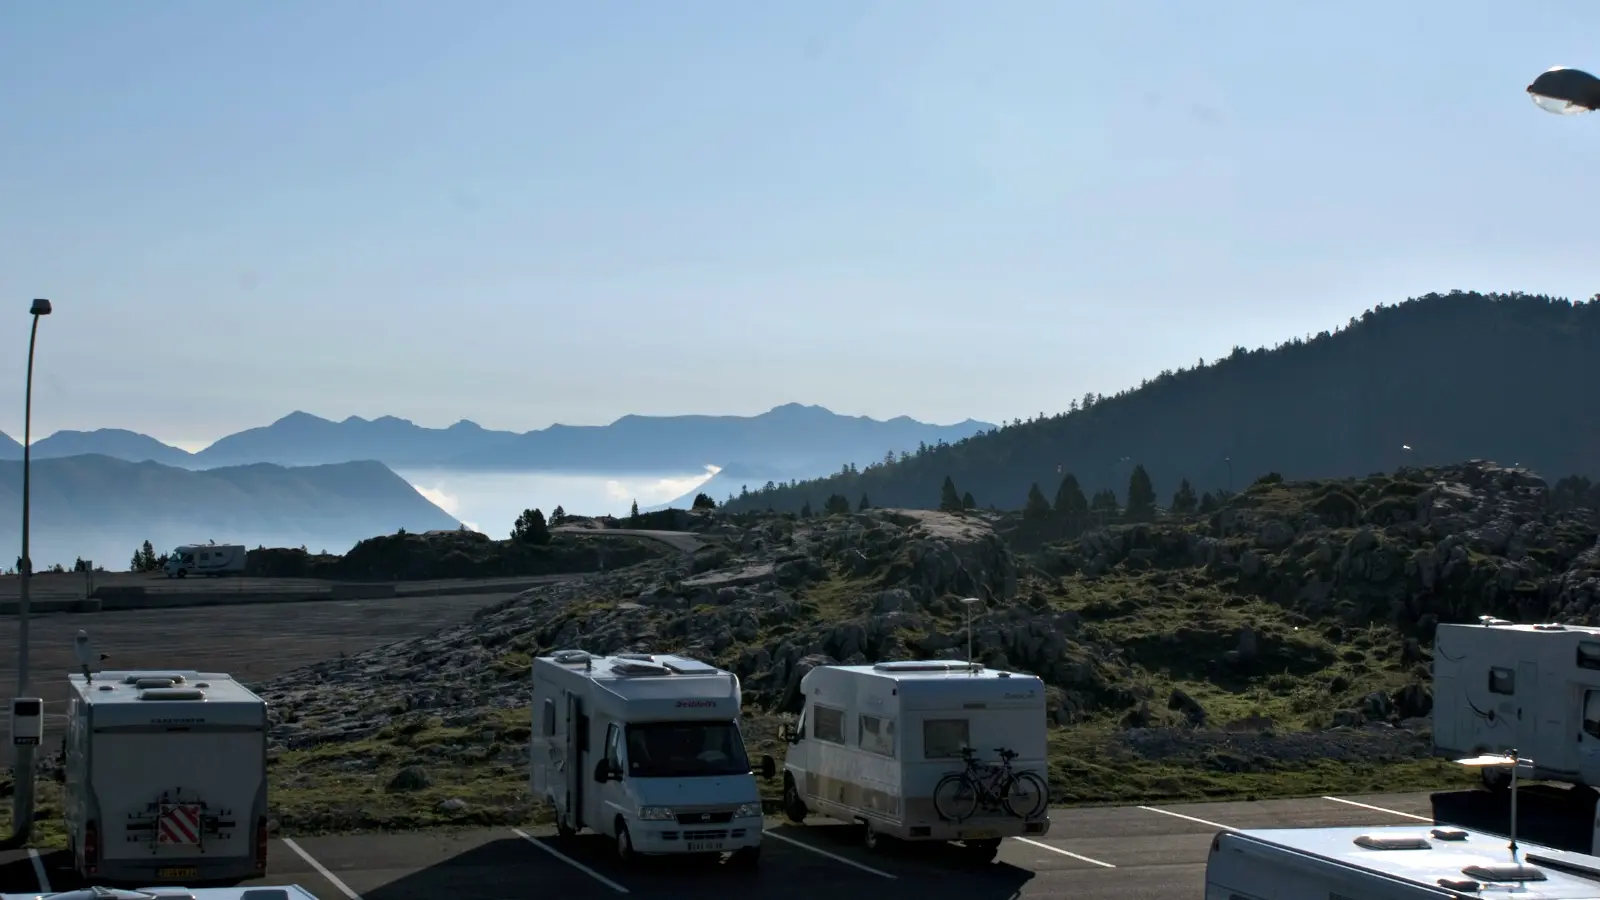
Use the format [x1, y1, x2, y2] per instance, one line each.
[932, 746, 1050, 822]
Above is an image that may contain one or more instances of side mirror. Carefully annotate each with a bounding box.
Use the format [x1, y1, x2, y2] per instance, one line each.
[593, 759, 613, 784]
[759, 754, 777, 780]
[777, 723, 795, 743]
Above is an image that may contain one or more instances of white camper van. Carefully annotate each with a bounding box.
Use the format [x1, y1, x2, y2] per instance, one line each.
[63, 670, 271, 884]
[1206, 823, 1600, 900]
[163, 544, 247, 579]
[1, 888, 321, 900]
[529, 650, 777, 868]
[778, 660, 1052, 863]
[1432, 618, 1600, 789]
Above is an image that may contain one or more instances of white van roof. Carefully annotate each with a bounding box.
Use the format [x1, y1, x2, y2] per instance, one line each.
[71, 671, 263, 706]
[1224, 824, 1600, 897]
[1442, 619, 1600, 636]
[536, 651, 739, 718]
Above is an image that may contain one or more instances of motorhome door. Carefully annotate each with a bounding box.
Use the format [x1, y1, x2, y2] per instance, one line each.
[566, 691, 584, 830]
[1517, 660, 1539, 748]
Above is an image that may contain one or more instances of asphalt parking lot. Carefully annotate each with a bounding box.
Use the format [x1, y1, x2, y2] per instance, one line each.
[0, 792, 1441, 900]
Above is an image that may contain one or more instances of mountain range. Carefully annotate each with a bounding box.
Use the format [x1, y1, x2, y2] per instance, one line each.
[0, 404, 995, 476]
[722, 291, 1600, 514]
[0, 456, 460, 572]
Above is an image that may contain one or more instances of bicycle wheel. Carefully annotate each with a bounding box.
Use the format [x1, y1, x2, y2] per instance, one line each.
[933, 772, 980, 822]
[1001, 771, 1049, 819]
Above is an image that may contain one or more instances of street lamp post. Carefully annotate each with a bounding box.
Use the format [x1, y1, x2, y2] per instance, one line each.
[1527, 66, 1600, 115]
[960, 597, 983, 668]
[9, 298, 50, 847]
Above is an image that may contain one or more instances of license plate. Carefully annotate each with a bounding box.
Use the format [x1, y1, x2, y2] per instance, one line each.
[961, 828, 1000, 841]
[686, 841, 725, 853]
[157, 867, 199, 879]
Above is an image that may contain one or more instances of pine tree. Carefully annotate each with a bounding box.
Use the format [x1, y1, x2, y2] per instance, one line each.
[511, 508, 552, 545]
[629, 499, 640, 520]
[551, 504, 566, 524]
[1053, 473, 1088, 513]
[1126, 464, 1157, 520]
[1171, 478, 1199, 514]
[1023, 483, 1052, 520]
[962, 491, 977, 510]
[858, 494, 871, 511]
[824, 494, 851, 515]
[800, 500, 813, 518]
[939, 476, 962, 512]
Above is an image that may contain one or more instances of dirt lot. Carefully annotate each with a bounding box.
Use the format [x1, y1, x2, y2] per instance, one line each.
[0, 590, 520, 762]
[0, 571, 567, 601]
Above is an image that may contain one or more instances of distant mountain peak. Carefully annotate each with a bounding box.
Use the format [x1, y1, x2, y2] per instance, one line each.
[274, 411, 331, 427]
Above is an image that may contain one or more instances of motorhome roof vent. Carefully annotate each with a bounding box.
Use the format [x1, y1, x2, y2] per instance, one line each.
[238, 890, 292, 900]
[1430, 828, 1468, 841]
[660, 657, 719, 675]
[1436, 878, 1480, 892]
[872, 661, 982, 674]
[123, 673, 186, 684]
[550, 650, 592, 665]
[1533, 623, 1567, 631]
[1478, 616, 1514, 627]
[134, 677, 177, 689]
[615, 653, 655, 662]
[138, 688, 206, 701]
[1460, 863, 1546, 882]
[611, 660, 671, 677]
[1353, 833, 1432, 850]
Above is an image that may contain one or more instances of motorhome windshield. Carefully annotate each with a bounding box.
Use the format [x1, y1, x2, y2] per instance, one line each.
[170, 549, 193, 563]
[625, 720, 750, 778]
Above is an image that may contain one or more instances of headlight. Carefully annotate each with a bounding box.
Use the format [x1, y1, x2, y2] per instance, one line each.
[637, 807, 676, 821]
[734, 802, 762, 819]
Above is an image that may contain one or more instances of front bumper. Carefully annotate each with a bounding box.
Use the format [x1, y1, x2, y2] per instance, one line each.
[629, 816, 764, 854]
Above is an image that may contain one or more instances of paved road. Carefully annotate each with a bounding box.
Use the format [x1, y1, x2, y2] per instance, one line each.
[0, 572, 578, 601]
[555, 526, 706, 554]
[0, 792, 1441, 900]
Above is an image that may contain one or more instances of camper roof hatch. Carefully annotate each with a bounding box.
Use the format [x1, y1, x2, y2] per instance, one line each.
[139, 688, 206, 701]
[1534, 623, 1567, 631]
[660, 657, 719, 675]
[1353, 833, 1431, 850]
[612, 660, 671, 677]
[872, 661, 982, 674]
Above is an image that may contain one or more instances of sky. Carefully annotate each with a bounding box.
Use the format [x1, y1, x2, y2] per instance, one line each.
[0, 0, 1595, 450]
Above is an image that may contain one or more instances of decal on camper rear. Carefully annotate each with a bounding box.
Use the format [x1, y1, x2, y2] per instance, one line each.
[676, 700, 716, 709]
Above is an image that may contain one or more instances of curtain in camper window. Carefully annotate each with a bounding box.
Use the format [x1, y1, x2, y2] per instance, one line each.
[923, 719, 969, 759]
[859, 715, 895, 757]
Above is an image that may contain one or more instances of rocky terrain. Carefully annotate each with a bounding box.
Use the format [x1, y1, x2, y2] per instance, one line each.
[254, 460, 1600, 832]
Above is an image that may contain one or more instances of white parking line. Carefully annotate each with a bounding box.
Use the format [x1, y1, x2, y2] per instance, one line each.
[511, 827, 631, 894]
[27, 849, 50, 893]
[1138, 805, 1233, 830]
[1011, 836, 1116, 868]
[282, 837, 365, 900]
[1322, 796, 1432, 822]
[763, 830, 898, 879]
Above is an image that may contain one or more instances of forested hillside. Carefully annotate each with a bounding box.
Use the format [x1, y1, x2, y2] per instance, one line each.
[722, 291, 1600, 514]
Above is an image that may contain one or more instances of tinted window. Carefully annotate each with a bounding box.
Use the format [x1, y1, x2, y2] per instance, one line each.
[813, 705, 845, 744]
[923, 719, 970, 759]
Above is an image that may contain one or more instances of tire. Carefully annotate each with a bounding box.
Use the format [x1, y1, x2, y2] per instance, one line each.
[933, 773, 980, 823]
[556, 809, 577, 840]
[783, 774, 808, 823]
[176, 569, 187, 579]
[615, 818, 636, 864]
[862, 819, 882, 852]
[1002, 771, 1050, 819]
[962, 838, 1001, 865]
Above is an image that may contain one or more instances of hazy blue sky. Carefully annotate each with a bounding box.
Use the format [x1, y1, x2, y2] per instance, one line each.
[1, 0, 1594, 449]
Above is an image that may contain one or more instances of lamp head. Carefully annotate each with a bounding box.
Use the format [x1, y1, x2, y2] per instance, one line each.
[1528, 66, 1600, 115]
[29, 299, 51, 316]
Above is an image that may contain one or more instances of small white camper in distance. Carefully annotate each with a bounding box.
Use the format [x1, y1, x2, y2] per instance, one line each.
[163, 544, 247, 579]
[1433, 618, 1600, 789]
[778, 660, 1052, 863]
[529, 650, 777, 868]
[62, 669, 271, 884]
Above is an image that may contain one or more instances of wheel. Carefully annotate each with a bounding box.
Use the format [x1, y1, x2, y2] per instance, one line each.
[556, 809, 577, 839]
[1002, 771, 1050, 819]
[962, 838, 1001, 865]
[176, 569, 187, 578]
[933, 773, 979, 822]
[730, 846, 761, 870]
[783, 774, 808, 824]
[615, 818, 636, 864]
[1481, 766, 1509, 790]
[862, 819, 882, 852]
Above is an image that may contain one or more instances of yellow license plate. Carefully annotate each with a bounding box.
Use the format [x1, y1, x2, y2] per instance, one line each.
[961, 829, 1000, 840]
[157, 867, 199, 880]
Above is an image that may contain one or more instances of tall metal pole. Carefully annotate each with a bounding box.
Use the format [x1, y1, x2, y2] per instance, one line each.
[9, 310, 41, 845]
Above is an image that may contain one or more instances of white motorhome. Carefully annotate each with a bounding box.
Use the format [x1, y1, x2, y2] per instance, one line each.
[163, 544, 247, 579]
[1206, 822, 1600, 899]
[1432, 617, 1600, 789]
[529, 650, 776, 868]
[63, 670, 271, 884]
[1, 888, 319, 900]
[778, 660, 1052, 863]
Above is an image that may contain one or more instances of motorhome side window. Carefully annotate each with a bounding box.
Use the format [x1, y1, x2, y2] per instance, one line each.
[1579, 642, 1600, 671]
[1585, 691, 1600, 740]
[923, 719, 969, 759]
[859, 714, 895, 757]
[813, 704, 846, 744]
[605, 723, 622, 771]
[1488, 667, 1515, 695]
